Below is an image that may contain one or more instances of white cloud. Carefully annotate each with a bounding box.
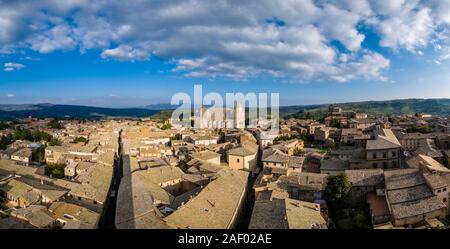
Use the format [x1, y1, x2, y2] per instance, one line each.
[1, 0, 450, 82]
[374, 3, 434, 53]
[369, 0, 407, 15]
[317, 4, 365, 51]
[4, 62, 25, 71]
[437, 48, 450, 63]
[331, 0, 372, 16]
[28, 23, 76, 53]
[108, 94, 120, 98]
[6, 94, 15, 97]
[428, 0, 450, 24]
[328, 51, 390, 82]
[101, 45, 150, 61]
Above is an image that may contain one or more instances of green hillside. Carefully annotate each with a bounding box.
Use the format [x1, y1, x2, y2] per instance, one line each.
[282, 98, 450, 119]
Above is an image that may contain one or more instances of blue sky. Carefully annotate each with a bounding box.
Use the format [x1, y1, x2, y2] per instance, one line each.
[0, 1, 449, 107]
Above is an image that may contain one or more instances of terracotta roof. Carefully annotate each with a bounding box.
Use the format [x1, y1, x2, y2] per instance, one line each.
[366, 129, 401, 150]
[227, 146, 255, 157]
[367, 192, 390, 217]
[248, 199, 288, 229]
[164, 170, 249, 229]
[345, 169, 384, 186]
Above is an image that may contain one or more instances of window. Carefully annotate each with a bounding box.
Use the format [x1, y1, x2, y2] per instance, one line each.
[373, 163, 378, 168]
[392, 151, 397, 157]
[237, 158, 240, 163]
[372, 153, 377, 159]
[78, 197, 82, 201]
[438, 189, 442, 193]
[383, 162, 388, 169]
[392, 161, 397, 167]
[383, 152, 387, 159]
[444, 198, 447, 203]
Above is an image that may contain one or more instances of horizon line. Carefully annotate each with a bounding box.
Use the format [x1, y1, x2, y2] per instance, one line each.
[0, 97, 448, 109]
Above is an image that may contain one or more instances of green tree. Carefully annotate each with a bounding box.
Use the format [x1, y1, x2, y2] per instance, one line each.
[305, 112, 312, 120]
[13, 128, 32, 141]
[0, 122, 11, 130]
[335, 210, 370, 229]
[325, 173, 352, 215]
[273, 135, 291, 144]
[218, 129, 226, 143]
[73, 136, 88, 144]
[32, 146, 45, 163]
[330, 119, 341, 128]
[48, 138, 62, 146]
[161, 122, 172, 130]
[300, 133, 313, 143]
[45, 163, 65, 178]
[32, 130, 52, 142]
[48, 119, 63, 129]
[0, 135, 13, 150]
[352, 210, 369, 229]
[293, 148, 304, 156]
[318, 148, 330, 154]
[13, 128, 53, 142]
[406, 125, 432, 134]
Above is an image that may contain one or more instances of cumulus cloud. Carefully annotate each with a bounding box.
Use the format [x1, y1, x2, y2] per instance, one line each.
[4, 62, 25, 71]
[426, 0, 450, 24]
[317, 4, 365, 51]
[28, 23, 76, 53]
[370, 0, 407, 15]
[0, 0, 448, 81]
[328, 51, 390, 82]
[101, 45, 150, 61]
[6, 93, 15, 97]
[371, 1, 434, 53]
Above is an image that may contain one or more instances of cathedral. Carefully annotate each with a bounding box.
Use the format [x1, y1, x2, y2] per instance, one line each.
[195, 101, 245, 129]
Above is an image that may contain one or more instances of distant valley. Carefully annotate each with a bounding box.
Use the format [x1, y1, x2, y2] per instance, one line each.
[0, 98, 448, 120]
[0, 103, 158, 120]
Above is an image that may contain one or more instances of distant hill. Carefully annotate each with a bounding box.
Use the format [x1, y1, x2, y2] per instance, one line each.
[144, 103, 180, 110]
[144, 103, 212, 110]
[281, 98, 450, 119]
[0, 104, 159, 120]
[144, 98, 450, 120]
[0, 98, 448, 121]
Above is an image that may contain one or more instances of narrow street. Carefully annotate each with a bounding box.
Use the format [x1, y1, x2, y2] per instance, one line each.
[236, 149, 263, 229]
[99, 129, 124, 229]
[236, 173, 258, 229]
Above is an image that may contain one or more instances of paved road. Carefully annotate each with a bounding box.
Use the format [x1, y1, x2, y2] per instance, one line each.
[98, 129, 124, 229]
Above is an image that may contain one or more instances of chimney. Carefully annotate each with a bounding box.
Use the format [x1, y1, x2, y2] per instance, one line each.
[315, 204, 320, 211]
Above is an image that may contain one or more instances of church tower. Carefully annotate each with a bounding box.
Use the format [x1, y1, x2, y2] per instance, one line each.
[234, 100, 245, 129]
